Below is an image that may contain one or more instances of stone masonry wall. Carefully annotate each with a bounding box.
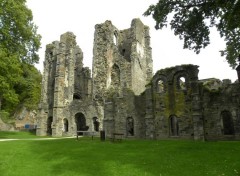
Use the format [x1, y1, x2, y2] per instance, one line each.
[148, 65, 203, 140]
[92, 18, 153, 103]
[37, 32, 94, 136]
[37, 18, 240, 141]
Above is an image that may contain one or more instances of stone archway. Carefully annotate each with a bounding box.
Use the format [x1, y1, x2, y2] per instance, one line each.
[111, 64, 120, 88]
[75, 113, 89, 132]
[47, 116, 53, 136]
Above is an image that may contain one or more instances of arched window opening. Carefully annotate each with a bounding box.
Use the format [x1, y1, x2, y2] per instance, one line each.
[122, 49, 126, 56]
[169, 115, 179, 136]
[47, 116, 53, 136]
[73, 93, 81, 100]
[63, 118, 69, 132]
[93, 117, 100, 132]
[179, 77, 186, 90]
[111, 64, 120, 88]
[113, 32, 117, 45]
[75, 113, 89, 135]
[221, 111, 235, 135]
[157, 80, 164, 93]
[126, 117, 134, 136]
[49, 52, 53, 58]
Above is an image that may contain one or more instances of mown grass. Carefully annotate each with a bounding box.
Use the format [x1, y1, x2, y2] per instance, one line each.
[0, 132, 240, 176]
[0, 131, 43, 139]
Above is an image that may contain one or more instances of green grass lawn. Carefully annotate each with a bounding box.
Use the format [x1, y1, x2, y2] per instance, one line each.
[0, 131, 43, 139]
[0, 132, 240, 176]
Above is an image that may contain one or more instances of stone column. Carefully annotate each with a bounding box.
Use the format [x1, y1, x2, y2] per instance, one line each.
[36, 109, 48, 136]
[191, 90, 204, 141]
[52, 52, 65, 137]
[145, 84, 155, 139]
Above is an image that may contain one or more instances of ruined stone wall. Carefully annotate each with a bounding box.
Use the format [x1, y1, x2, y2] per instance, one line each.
[92, 19, 152, 138]
[92, 18, 153, 103]
[129, 19, 153, 95]
[200, 79, 240, 140]
[103, 89, 146, 138]
[148, 65, 203, 140]
[37, 19, 240, 141]
[37, 32, 94, 136]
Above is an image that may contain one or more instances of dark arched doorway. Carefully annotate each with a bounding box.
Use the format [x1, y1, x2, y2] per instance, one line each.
[221, 111, 235, 135]
[75, 113, 89, 132]
[93, 117, 99, 132]
[47, 116, 53, 136]
[63, 118, 69, 132]
[169, 115, 179, 136]
[126, 117, 134, 136]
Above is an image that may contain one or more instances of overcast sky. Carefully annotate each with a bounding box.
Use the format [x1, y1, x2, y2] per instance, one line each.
[27, 0, 238, 82]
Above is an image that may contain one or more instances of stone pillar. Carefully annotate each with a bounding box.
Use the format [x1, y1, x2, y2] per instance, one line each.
[130, 18, 152, 95]
[36, 109, 48, 136]
[92, 21, 114, 101]
[191, 91, 204, 141]
[145, 84, 155, 139]
[52, 52, 65, 137]
[103, 101, 115, 137]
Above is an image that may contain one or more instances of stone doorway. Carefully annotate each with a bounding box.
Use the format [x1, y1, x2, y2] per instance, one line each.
[63, 118, 69, 132]
[169, 115, 179, 136]
[75, 113, 89, 132]
[221, 111, 235, 135]
[126, 117, 134, 136]
[47, 116, 53, 136]
[93, 117, 99, 132]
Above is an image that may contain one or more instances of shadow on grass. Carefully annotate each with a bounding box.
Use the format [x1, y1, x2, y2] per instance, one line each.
[1, 138, 239, 176]
[26, 138, 240, 176]
[27, 138, 164, 176]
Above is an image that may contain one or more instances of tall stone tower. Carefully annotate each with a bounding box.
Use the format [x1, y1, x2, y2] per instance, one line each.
[92, 18, 153, 101]
[37, 32, 91, 136]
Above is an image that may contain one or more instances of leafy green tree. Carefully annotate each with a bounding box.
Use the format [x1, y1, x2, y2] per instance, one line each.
[0, 51, 22, 112]
[0, 0, 41, 115]
[16, 63, 42, 110]
[0, 0, 41, 64]
[144, 0, 240, 68]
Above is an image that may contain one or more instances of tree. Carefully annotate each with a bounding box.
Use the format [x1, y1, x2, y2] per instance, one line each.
[144, 0, 240, 68]
[0, 0, 41, 64]
[0, 0, 41, 115]
[0, 51, 22, 112]
[16, 63, 42, 111]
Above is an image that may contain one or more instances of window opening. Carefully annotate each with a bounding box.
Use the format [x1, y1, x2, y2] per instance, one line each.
[113, 32, 117, 45]
[73, 93, 81, 100]
[221, 111, 235, 135]
[93, 117, 100, 132]
[63, 118, 69, 132]
[170, 115, 179, 136]
[179, 77, 186, 90]
[47, 116, 53, 136]
[111, 64, 120, 87]
[126, 117, 134, 136]
[75, 113, 89, 135]
[157, 80, 164, 93]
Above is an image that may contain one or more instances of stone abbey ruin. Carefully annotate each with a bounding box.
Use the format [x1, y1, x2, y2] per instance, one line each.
[37, 18, 240, 141]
